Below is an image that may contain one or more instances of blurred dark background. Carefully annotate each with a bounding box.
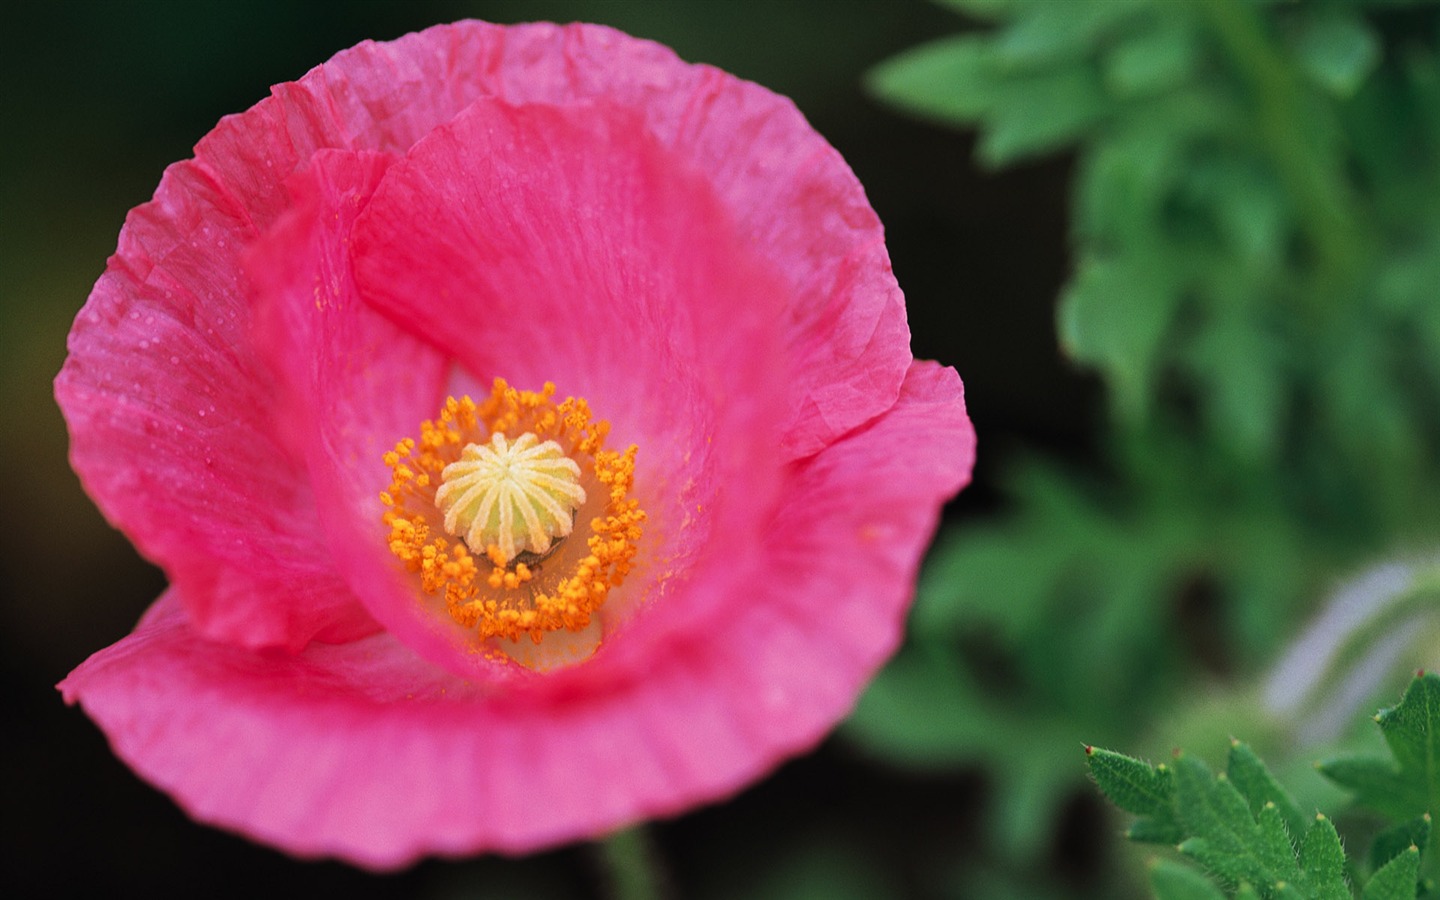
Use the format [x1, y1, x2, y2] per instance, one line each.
[0, 1, 1090, 896]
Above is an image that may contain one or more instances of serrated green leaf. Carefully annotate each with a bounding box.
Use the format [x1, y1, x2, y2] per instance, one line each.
[1323, 674, 1440, 822]
[1363, 845, 1420, 900]
[1257, 802, 1303, 884]
[1131, 816, 1187, 846]
[1150, 858, 1227, 900]
[1087, 747, 1184, 844]
[1175, 756, 1283, 888]
[1371, 816, 1431, 873]
[1087, 747, 1175, 817]
[1377, 675, 1440, 806]
[1299, 815, 1351, 900]
[1229, 740, 1308, 843]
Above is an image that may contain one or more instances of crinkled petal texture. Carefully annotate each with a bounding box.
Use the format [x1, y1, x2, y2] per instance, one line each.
[56, 20, 976, 868]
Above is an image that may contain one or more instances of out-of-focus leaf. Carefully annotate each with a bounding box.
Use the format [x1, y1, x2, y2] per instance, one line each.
[977, 67, 1107, 164]
[844, 644, 991, 766]
[1320, 757, 1418, 822]
[1058, 255, 1181, 420]
[1292, 9, 1381, 98]
[737, 840, 897, 900]
[864, 0, 1440, 893]
[988, 0, 1146, 68]
[866, 35, 1000, 124]
[1105, 20, 1201, 97]
[1186, 159, 1289, 266]
[1149, 858, 1227, 900]
[1186, 305, 1287, 464]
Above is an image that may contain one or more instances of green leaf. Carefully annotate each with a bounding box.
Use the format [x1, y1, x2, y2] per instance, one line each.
[846, 641, 1086, 859]
[1363, 845, 1420, 900]
[1291, 9, 1381, 98]
[1228, 740, 1308, 843]
[843, 644, 990, 766]
[1257, 802, 1303, 883]
[1175, 754, 1299, 888]
[1377, 675, 1440, 809]
[1150, 858, 1227, 900]
[1299, 815, 1351, 900]
[1057, 255, 1181, 421]
[1370, 816, 1431, 873]
[1086, 746, 1174, 817]
[1320, 757, 1418, 822]
[1104, 20, 1201, 97]
[1321, 674, 1440, 822]
[976, 66, 1107, 164]
[988, 0, 1145, 69]
[1095, 747, 1355, 898]
[867, 35, 1002, 125]
[1086, 747, 1183, 844]
[1185, 301, 1288, 464]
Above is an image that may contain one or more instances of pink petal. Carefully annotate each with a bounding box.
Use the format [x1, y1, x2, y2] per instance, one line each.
[289, 20, 908, 455]
[54, 158, 374, 651]
[59, 363, 969, 867]
[57, 20, 906, 650]
[398, 21, 913, 456]
[333, 96, 791, 680]
[60, 18, 974, 866]
[59, 591, 763, 868]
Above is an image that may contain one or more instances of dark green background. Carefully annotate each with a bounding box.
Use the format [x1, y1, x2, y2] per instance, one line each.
[1, 2, 1087, 896]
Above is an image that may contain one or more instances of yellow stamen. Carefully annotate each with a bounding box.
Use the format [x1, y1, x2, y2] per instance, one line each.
[381, 379, 644, 663]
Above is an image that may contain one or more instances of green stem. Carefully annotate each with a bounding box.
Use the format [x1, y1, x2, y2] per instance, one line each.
[596, 826, 665, 900]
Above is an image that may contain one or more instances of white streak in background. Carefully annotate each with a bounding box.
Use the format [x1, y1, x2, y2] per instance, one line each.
[1263, 561, 1415, 717]
[1293, 617, 1420, 747]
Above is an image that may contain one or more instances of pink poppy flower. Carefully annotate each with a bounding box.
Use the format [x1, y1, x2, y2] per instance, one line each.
[55, 20, 974, 868]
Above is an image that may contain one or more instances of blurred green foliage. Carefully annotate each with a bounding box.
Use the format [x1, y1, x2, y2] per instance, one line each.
[848, 0, 1440, 895]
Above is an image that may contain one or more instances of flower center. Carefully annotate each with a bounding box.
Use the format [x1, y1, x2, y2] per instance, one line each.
[380, 380, 644, 662]
[435, 432, 586, 564]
